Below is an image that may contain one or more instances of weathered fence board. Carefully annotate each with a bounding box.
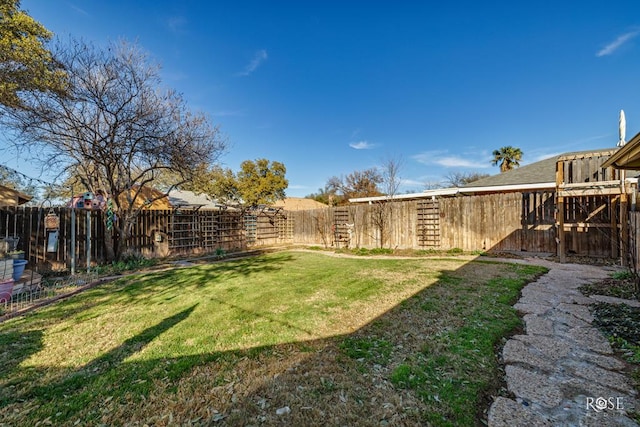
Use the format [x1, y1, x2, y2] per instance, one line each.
[0, 207, 256, 269]
[2, 189, 631, 271]
[288, 193, 558, 253]
[628, 211, 640, 271]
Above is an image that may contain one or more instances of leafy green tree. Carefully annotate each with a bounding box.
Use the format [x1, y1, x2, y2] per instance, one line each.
[0, 0, 67, 108]
[186, 159, 288, 208]
[491, 146, 523, 173]
[180, 163, 238, 203]
[237, 159, 288, 207]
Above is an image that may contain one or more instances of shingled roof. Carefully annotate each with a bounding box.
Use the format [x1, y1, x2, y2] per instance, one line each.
[465, 148, 615, 188]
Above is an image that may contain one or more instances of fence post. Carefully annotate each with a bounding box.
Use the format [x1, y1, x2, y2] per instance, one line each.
[86, 210, 91, 273]
[70, 207, 76, 275]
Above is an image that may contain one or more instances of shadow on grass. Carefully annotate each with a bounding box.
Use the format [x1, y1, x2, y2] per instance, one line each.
[0, 256, 546, 426]
[2, 252, 296, 329]
[90, 252, 295, 304]
[15, 304, 198, 407]
[209, 295, 316, 336]
[0, 329, 43, 380]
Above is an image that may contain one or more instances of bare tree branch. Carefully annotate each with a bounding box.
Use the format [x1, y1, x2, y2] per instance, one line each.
[0, 38, 227, 259]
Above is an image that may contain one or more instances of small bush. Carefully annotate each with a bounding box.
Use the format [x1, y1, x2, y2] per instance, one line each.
[470, 250, 487, 256]
[446, 248, 464, 255]
[215, 247, 226, 259]
[369, 248, 394, 255]
[353, 247, 371, 256]
[92, 251, 157, 275]
[346, 247, 395, 256]
[612, 270, 635, 281]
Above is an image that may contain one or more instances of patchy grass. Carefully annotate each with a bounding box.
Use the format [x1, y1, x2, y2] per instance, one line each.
[0, 251, 545, 426]
[583, 273, 640, 423]
[384, 264, 544, 426]
[591, 302, 640, 363]
[324, 246, 489, 258]
[580, 270, 640, 300]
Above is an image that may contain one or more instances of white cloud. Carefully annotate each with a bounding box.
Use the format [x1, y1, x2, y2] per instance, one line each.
[436, 156, 484, 168]
[597, 30, 639, 57]
[412, 150, 446, 164]
[68, 3, 90, 16]
[412, 151, 490, 168]
[349, 140, 374, 150]
[237, 50, 268, 76]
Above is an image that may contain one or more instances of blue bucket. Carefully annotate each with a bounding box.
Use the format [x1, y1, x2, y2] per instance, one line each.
[12, 259, 27, 281]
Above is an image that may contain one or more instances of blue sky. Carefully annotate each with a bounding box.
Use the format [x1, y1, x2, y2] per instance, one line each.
[4, 1, 640, 196]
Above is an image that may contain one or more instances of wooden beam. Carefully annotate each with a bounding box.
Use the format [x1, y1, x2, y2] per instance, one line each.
[558, 187, 623, 197]
[556, 158, 564, 186]
[621, 193, 629, 266]
[611, 196, 619, 259]
[562, 223, 614, 229]
[584, 203, 608, 223]
[558, 150, 617, 161]
[557, 195, 565, 262]
[559, 180, 622, 189]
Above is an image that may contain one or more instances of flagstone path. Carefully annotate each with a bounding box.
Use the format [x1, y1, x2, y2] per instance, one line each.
[488, 258, 640, 426]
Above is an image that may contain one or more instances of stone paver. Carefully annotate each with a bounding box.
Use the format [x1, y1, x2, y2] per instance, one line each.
[488, 258, 640, 426]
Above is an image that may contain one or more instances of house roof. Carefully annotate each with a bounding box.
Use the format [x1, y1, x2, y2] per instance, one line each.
[466, 148, 616, 189]
[167, 189, 227, 210]
[0, 184, 32, 206]
[272, 197, 327, 211]
[465, 156, 558, 188]
[350, 148, 620, 203]
[602, 131, 640, 170]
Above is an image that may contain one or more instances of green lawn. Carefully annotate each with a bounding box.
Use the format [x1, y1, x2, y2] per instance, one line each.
[0, 251, 545, 426]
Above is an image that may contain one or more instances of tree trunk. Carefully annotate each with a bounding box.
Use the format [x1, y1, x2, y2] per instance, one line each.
[103, 219, 117, 262]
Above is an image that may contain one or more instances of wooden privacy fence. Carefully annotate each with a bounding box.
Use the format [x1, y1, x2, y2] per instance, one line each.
[1, 190, 631, 270]
[288, 192, 559, 253]
[438, 192, 557, 253]
[0, 206, 104, 271]
[0, 207, 291, 270]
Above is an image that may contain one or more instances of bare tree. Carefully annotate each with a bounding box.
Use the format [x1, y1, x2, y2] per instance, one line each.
[313, 209, 332, 248]
[326, 168, 382, 204]
[380, 155, 403, 197]
[0, 39, 226, 259]
[424, 180, 444, 190]
[371, 156, 403, 248]
[443, 171, 490, 187]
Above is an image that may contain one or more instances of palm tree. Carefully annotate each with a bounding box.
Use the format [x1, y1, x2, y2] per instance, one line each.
[492, 146, 523, 173]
